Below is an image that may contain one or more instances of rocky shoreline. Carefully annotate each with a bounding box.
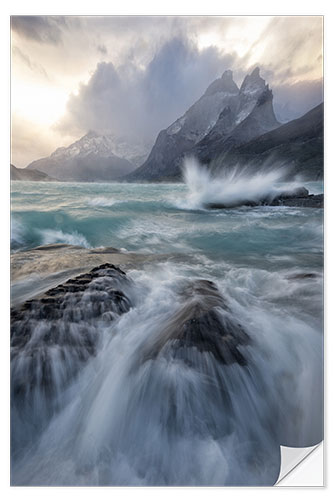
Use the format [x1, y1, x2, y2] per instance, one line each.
[10, 243, 200, 306]
[206, 187, 324, 209]
[11, 263, 252, 411]
[11, 264, 132, 401]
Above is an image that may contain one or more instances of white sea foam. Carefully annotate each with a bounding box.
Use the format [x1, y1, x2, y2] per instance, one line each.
[38, 229, 90, 248]
[11, 217, 25, 246]
[10, 180, 323, 486]
[88, 197, 117, 207]
[11, 263, 323, 486]
[178, 157, 302, 210]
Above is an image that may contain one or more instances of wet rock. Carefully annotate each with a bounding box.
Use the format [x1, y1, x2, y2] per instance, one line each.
[142, 279, 250, 366]
[11, 263, 132, 401]
[279, 186, 309, 198]
[266, 186, 323, 208]
[206, 187, 323, 209]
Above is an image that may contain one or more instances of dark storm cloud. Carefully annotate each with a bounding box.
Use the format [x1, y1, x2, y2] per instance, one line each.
[57, 37, 236, 142]
[57, 33, 323, 143]
[11, 16, 66, 45]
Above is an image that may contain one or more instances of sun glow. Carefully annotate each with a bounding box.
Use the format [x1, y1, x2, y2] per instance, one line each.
[11, 81, 69, 126]
[197, 17, 271, 59]
[197, 32, 222, 50]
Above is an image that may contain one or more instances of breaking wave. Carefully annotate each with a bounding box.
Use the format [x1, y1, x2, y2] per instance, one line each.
[11, 263, 323, 486]
[11, 217, 26, 248]
[178, 157, 302, 210]
[10, 180, 323, 486]
[39, 229, 91, 248]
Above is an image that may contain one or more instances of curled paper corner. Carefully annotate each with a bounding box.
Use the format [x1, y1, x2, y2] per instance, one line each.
[276, 442, 323, 486]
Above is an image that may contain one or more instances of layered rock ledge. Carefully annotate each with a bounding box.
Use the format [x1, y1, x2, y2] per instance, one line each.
[11, 264, 132, 401]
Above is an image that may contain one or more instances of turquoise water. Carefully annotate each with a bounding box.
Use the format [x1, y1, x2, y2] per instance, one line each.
[10, 178, 324, 486]
[11, 180, 323, 273]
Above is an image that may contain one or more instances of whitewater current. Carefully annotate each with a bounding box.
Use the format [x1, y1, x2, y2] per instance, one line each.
[10, 167, 324, 486]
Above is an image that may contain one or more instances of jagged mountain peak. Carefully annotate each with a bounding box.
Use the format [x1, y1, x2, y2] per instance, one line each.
[222, 69, 234, 79]
[127, 66, 281, 182]
[26, 131, 137, 182]
[251, 66, 260, 77]
[240, 67, 266, 95]
[48, 131, 151, 168]
[26, 129, 153, 182]
[50, 132, 117, 160]
[233, 68, 273, 125]
[204, 69, 239, 96]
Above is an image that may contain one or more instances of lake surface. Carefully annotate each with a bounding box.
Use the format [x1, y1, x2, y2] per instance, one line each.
[10, 177, 324, 485]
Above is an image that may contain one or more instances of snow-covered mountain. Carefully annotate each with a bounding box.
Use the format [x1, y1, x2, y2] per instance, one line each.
[26, 131, 151, 182]
[127, 68, 280, 181]
[166, 69, 239, 143]
[193, 71, 280, 163]
[127, 70, 241, 181]
[24, 67, 320, 184]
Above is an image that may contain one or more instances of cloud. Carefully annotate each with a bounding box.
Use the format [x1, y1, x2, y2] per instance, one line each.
[11, 16, 66, 45]
[12, 46, 50, 80]
[242, 17, 323, 85]
[56, 32, 323, 144]
[11, 113, 76, 168]
[57, 37, 236, 143]
[97, 44, 107, 55]
[11, 16, 323, 165]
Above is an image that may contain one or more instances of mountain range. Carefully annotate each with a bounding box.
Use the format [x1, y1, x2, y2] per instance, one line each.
[11, 164, 56, 182]
[209, 103, 323, 180]
[18, 67, 323, 182]
[25, 132, 150, 182]
[128, 67, 282, 181]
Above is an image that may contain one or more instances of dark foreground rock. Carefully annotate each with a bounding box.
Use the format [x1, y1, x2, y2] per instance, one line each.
[11, 264, 131, 402]
[206, 187, 323, 209]
[269, 193, 323, 208]
[141, 279, 250, 366]
[11, 263, 134, 456]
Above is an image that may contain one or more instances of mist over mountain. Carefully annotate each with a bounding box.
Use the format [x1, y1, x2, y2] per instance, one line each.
[23, 66, 323, 183]
[127, 67, 281, 181]
[26, 131, 142, 182]
[191, 69, 280, 159]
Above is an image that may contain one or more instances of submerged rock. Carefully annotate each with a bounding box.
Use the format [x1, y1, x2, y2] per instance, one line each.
[141, 279, 250, 365]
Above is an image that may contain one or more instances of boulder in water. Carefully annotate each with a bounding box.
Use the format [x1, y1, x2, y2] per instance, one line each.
[141, 279, 251, 365]
[11, 263, 132, 401]
[206, 186, 323, 209]
[269, 191, 323, 208]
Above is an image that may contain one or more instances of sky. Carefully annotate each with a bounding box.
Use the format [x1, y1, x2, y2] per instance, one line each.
[11, 15, 323, 167]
